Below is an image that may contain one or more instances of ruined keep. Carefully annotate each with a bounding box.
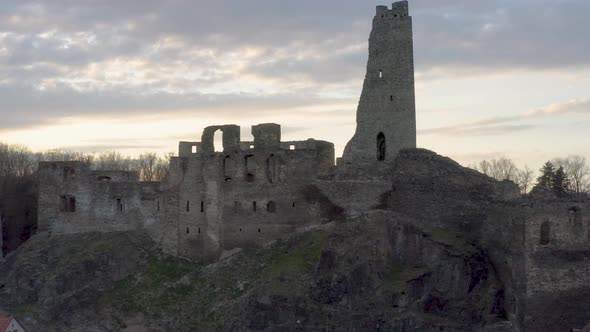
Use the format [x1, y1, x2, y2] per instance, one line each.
[341, 1, 416, 167]
[34, 2, 590, 330]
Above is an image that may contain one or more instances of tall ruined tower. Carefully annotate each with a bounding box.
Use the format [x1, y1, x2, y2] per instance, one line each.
[341, 1, 416, 166]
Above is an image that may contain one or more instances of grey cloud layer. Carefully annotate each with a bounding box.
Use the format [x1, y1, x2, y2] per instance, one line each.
[1, 0, 589, 131]
[420, 99, 590, 136]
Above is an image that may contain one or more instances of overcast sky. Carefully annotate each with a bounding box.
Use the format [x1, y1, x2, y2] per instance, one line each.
[1, 0, 589, 168]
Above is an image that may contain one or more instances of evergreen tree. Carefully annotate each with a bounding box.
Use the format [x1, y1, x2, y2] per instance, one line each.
[536, 161, 555, 189]
[552, 166, 569, 197]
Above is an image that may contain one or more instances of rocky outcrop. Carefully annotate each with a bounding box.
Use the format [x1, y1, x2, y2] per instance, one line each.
[388, 149, 521, 227]
[0, 231, 157, 331]
[0, 211, 513, 331]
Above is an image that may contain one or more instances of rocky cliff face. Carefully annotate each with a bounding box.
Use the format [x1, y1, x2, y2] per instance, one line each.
[0, 231, 158, 331]
[0, 210, 513, 331]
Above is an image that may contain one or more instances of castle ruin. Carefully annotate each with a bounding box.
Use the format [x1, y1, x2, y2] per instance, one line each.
[36, 2, 590, 330]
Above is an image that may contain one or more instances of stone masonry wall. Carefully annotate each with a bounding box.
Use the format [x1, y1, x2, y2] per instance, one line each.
[38, 162, 161, 235]
[342, 1, 416, 166]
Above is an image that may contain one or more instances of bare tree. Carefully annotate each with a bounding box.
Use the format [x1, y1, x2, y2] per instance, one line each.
[93, 151, 134, 171]
[472, 158, 535, 194]
[473, 158, 519, 182]
[0, 143, 36, 177]
[553, 155, 589, 195]
[138, 153, 159, 181]
[38, 149, 94, 166]
[137, 152, 172, 181]
[516, 165, 534, 194]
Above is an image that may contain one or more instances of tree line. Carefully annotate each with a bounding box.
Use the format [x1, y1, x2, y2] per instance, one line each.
[0, 142, 172, 181]
[471, 155, 590, 197]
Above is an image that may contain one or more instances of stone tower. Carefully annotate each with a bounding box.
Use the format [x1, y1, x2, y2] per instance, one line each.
[341, 1, 416, 166]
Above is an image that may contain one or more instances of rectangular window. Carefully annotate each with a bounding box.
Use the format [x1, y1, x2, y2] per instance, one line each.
[60, 195, 76, 212]
[116, 198, 124, 213]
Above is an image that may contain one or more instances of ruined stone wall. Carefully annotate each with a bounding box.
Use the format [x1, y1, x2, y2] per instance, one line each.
[169, 124, 336, 261]
[520, 200, 590, 331]
[342, 1, 416, 167]
[38, 162, 161, 235]
[314, 180, 390, 218]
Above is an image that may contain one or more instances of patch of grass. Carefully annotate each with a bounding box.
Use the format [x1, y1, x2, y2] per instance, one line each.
[13, 303, 37, 317]
[269, 231, 326, 277]
[384, 265, 430, 291]
[265, 231, 327, 297]
[410, 310, 462, 327]
[428, 228, 479, 256]
[100, 256, 200, 313]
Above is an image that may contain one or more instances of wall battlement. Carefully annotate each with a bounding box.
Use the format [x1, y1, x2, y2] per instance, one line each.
[376, 1, 409, 18]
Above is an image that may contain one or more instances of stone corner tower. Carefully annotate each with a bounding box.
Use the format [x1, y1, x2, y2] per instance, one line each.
[341, 1, 416, 166]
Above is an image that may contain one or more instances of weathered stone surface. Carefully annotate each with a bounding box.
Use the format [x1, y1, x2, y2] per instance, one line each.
[0, 211, 514, 331]
[0, 230, 157, 332]
[342, 1, 416, 167]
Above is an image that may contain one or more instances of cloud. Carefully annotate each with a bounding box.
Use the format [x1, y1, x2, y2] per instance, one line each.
[528, 98, 590, 117]
[1, 0, 590, 135]
[419, 123, 535, 136]
[420, 98, 590, 137]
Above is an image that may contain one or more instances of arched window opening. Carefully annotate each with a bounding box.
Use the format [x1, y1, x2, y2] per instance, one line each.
[245, 155, 256, 182]
[213, 129, 223, 152]
[267, 201, 276, 213]
[224, 155, 236, 181]
[63, 167, 75, 181]
[569, 206, 582, 226]
[266, 154, 279, 184]
[540, 221, 551, 245]
[377, 132, 386, 161]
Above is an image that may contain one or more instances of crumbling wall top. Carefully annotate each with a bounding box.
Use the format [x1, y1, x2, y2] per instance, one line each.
[201, 125, 241, 153]
[376, 1, 409, 17]
[252, 123, 281, 150]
